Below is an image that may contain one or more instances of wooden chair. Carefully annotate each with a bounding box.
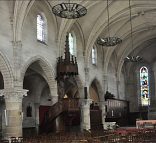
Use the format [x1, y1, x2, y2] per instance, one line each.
[18, 137, 23, 143]
[1, 140, 9, 143]
[10, 137, 18, 143]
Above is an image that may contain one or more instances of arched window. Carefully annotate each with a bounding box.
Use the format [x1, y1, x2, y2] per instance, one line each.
[37, 14, 47, 43]
[140, 66, 150, 106]
[92, 47, 97, 65]
[69, 33, 76, 56]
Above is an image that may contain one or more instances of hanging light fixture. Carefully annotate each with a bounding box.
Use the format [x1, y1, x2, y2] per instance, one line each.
[97, 0, 122, 46]
[52, 0, 87, 19]
[125, 0, 142, 62]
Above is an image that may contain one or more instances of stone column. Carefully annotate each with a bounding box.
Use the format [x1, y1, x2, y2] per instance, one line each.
[12, 41, 23, 88]
[103, 74, 108, 98]
[34, 103, 40, 134]
[50, 82, 59, 105]
[78, 87, 84, 99]
[101, 74, 108, 129]
[51, 95, 58, 105]
[0, 89, 28, 138]
[116, 80, 120, 99]
[99, 102, 107, 129]
[148, 69, 156, 119]
[84, 67, 90, 99]
[80, 99, 92, 131]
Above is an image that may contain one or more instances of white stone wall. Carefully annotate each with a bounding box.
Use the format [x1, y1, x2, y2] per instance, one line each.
[107, 58, 118, 98]
[125, 65, 139, 112]
[0, 0, 126, 103]
[119, 71, 126, 100]
[125, 63, 155, 112]
[0, 1, 13, 61]
[0, 0, 130, 137]
[22, 1, 58, 69]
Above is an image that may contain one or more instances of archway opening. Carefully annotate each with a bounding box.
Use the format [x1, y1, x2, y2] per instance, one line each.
[89, 80, 100, 102]
[89, 79, 102, 130]
[22, 61, 51, 136]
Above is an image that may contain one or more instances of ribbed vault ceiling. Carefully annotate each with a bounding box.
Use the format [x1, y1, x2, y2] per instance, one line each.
[13, 0, 156, 70]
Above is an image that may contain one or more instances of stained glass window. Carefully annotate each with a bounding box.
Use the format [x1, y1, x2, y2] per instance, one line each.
[37, 14, 46, 42]
[140, 66, 150, 106]
[92, 47, 97, 65]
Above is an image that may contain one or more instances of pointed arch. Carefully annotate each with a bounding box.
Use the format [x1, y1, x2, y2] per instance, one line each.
[0, 51, 14, 89]
[21, 56, 57, 96]
[13, 0, 58, 42]
[68, 32, 77, 56]
[89, 78, 103, 101]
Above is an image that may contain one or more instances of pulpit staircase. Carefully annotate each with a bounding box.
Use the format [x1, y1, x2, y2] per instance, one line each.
[40, 99, 80, 133]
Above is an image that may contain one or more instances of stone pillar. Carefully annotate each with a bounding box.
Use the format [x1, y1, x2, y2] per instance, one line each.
[0, 89, 28, 138]
[51, 95, 58, 105]
[78, 87, 84, 99]
[148, 69, 156, 119]
[101, 74, 108, 129]
[103, 74, 108, 98]
[50, 83, 58, 105]
[116, 80, 120, 99]
[99, 102, 107, 129]
[80, 99, 92, 131]
[12, 41, 23, 88]
[84, 67, 90, 99]
[34, 103, 40, 134]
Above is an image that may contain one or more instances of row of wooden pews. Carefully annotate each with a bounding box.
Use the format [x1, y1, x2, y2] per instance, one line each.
[2, 128, 156, 143]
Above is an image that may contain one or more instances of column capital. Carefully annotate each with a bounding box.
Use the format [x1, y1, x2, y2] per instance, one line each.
[99, 101, 106, 107]
[80, 99, 92, 107]
[50, 86, 58, 94]
[0, 88, 28, 102]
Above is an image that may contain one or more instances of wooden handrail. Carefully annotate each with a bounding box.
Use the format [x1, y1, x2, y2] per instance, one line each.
[47, 99, 79, 122]
[47, 101, 64, 121]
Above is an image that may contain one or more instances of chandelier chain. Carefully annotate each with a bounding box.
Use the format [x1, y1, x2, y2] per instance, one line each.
[107, 0, 110, 37]
[129, 0, 134, 51]
[124, 0, 143, 62]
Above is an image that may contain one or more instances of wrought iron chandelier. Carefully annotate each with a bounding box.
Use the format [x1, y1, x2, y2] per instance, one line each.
[97, 37, 122, 46]
[125, 0, 142, 62]
[97, 0, 122, 47]
[125, 56, 142, 62]
[52, 0, 87, 19]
